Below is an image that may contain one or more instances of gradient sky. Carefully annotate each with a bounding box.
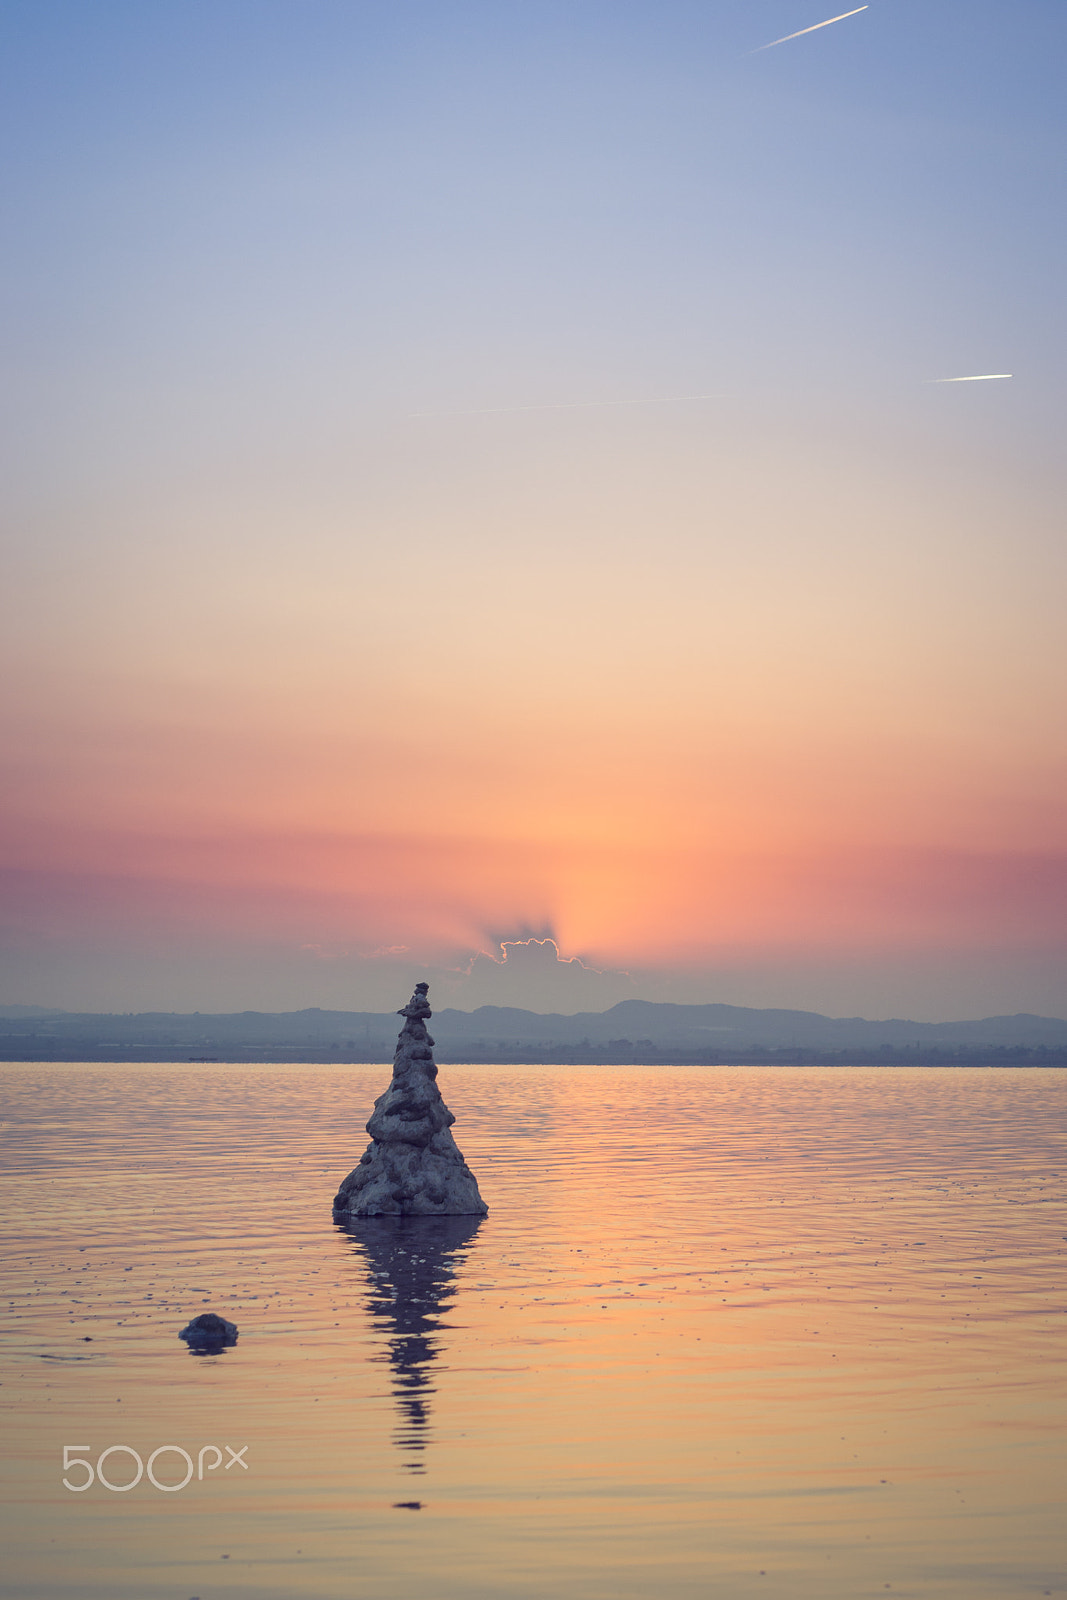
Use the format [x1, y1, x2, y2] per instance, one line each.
[1, 1, 1064, 1018]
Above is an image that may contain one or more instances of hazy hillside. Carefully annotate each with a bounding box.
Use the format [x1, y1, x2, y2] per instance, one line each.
[2, 1000, 1065, 1063]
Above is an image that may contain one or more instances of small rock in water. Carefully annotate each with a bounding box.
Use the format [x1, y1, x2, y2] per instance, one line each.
[178, 1312, 238, 1348]
[332, 983, 488, 1218]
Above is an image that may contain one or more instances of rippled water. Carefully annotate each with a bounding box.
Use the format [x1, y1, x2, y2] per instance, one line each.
[0, 1062, 1064, 1600]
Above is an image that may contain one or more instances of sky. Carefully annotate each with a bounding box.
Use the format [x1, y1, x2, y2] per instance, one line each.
[1, 0, 1064, 1020]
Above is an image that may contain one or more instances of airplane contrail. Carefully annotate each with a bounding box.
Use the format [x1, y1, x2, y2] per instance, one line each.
[929, 374, 1013, 383]
[752, 6, 868, 52]
[410, 394, 724, 418]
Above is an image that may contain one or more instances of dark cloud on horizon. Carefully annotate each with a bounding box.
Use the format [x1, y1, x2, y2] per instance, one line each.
[443, 937, 635, 1012]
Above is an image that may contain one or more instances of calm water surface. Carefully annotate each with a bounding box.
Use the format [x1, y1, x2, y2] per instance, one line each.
[0, 1063, 1064, 1600]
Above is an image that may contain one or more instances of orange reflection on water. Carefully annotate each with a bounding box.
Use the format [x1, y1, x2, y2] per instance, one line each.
[0, 1062, 1063, 1600]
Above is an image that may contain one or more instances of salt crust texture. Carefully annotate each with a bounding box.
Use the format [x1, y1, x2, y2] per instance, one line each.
[332, 984, 488, 1218]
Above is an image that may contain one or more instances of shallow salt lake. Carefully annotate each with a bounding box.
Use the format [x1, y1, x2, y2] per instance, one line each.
[0, 1063, 1064, 1600]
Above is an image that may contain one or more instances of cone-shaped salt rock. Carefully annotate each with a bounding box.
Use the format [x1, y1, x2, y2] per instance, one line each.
[332, 984, 488, 1218]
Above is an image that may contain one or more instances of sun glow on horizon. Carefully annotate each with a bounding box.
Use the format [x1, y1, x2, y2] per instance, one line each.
[0, 2, 1063, 1019]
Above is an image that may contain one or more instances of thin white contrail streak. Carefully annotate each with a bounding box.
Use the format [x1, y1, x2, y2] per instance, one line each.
[929, 374, 1013, 383]
[752, 6, 868, 53]
[409, 394, 724, 418]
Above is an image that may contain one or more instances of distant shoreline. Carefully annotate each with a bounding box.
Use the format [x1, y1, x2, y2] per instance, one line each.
[4, 998, 1066, 1068]
[2, 1045, 1064, 1068]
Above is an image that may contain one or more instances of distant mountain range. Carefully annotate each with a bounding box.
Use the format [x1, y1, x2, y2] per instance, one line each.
[1, 1000, 1065, 1063]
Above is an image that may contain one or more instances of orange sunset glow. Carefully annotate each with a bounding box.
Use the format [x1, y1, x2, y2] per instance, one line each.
[2, 11, 1066, 1600]
[1, 3, 1064, 1021]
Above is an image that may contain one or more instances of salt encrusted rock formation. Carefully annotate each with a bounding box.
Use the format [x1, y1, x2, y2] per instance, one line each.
[179, 1312, 238, 1349]
[332, 983, 488, 1218]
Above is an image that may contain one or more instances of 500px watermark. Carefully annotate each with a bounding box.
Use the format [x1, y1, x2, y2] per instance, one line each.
[62, 1444, 248, 1492]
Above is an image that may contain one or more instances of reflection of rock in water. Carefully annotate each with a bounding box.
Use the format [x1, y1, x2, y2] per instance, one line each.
[339, 1214, 482, 1472]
